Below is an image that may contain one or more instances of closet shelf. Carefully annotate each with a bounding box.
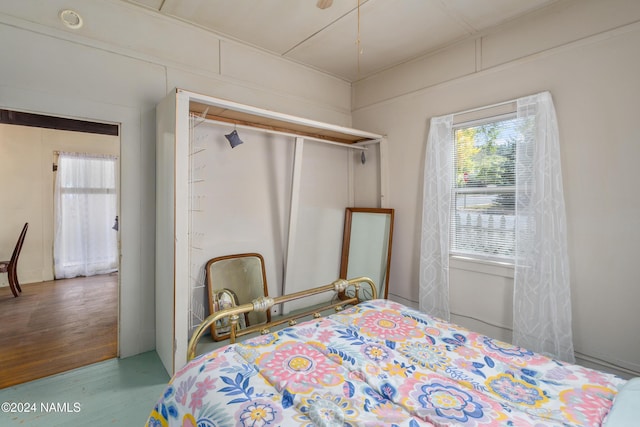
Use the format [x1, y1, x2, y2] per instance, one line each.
[184, 89, 383, 146]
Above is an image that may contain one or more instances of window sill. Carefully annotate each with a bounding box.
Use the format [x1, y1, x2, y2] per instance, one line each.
[450, 255, 514, 279]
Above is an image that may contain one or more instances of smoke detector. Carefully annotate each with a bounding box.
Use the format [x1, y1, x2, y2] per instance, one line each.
[59, 9, 83, 29]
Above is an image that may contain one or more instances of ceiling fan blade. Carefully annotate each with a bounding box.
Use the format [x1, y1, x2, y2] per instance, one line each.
[316, 0, 333, 9]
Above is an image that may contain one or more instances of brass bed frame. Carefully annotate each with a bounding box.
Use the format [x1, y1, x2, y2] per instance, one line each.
[187, 277, 377, 361]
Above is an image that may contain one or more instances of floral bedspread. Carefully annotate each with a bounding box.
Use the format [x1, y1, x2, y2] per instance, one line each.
[147, 299, 625, 426]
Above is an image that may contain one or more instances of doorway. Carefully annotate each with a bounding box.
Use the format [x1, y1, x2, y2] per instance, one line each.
[0, 110, 120, 385]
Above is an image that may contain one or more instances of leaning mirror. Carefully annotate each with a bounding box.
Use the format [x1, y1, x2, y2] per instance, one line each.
[340, 208, 394, 299]
[206, 253, 271, 341]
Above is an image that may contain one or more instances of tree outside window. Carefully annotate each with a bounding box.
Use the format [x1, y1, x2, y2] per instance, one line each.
[451, 117, 527, 261]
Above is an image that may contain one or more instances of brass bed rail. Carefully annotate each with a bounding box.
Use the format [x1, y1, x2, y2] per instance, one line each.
[187, 277, 376, 361]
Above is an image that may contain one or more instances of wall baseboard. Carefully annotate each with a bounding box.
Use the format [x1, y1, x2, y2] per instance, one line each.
[575, 352, 639, 380]
[388, 293, 418, 309]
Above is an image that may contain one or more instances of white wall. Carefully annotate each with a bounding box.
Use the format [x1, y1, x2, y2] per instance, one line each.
[352, 0, 640, 376]
[0, 0, 353, 358]
[284, 140, 354, 312]
[188, 122, 294, 326]
[0, 124, 119, 287]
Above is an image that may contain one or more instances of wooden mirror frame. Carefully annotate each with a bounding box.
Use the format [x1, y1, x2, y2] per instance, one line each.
[205, 253, 271, 341]
[339, 208, 394, 299]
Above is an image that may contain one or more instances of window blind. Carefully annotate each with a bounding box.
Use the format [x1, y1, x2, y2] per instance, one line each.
[450, 108, 529, 262]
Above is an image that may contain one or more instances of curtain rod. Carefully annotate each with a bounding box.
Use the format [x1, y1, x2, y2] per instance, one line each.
[53, 150, 119, 159]
[452, 98, 517, 118]
[192, 116, 373, 151]
[451, 90, 548, 117]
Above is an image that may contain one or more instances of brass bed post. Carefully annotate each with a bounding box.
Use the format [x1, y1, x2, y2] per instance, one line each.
[187, 277, 376, 361]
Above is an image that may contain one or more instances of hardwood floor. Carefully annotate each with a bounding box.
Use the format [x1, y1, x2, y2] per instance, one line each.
[0, 274, 118, 388]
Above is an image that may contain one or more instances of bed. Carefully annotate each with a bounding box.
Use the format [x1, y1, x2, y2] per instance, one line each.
[147, 278, 631, 427]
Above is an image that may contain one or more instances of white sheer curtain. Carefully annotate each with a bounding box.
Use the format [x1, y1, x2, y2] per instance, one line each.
[420, 92, 574, 362]
[419, 114, 453, 321]
[513, 92, 574, 362]
[54, 152, 118, 279]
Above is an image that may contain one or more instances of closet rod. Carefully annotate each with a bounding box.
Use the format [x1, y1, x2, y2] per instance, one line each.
[352, 139, 383, 147]
[194, 116, 372, 151]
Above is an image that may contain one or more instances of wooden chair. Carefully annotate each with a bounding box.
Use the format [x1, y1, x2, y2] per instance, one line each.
[0, 223, 28, 297]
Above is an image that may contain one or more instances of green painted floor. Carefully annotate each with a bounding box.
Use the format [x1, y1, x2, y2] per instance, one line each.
[0, 351, 170, 426]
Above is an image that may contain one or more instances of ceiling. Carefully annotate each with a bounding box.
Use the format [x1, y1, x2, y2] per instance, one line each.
[126, 0, 559, 82]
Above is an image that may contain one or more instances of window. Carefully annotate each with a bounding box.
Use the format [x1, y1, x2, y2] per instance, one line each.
[422, 92, 574, 361]
[450, 112, 528, 262]
[54, 153, 118, 278]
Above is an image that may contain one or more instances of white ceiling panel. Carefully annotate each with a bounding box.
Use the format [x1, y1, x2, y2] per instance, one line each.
[114, 0, 559, 81]
[442, 0, 559, 30]
[287, 0, 472, 81]
[159, 0, 357, 54]
[127, 0, 164, 10]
